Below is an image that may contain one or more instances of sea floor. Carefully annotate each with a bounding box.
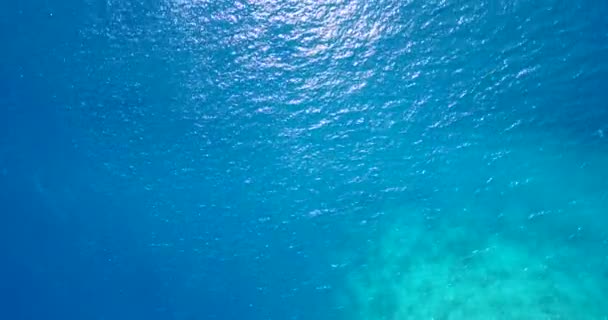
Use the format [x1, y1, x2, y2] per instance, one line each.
[334, 139, 608, 319]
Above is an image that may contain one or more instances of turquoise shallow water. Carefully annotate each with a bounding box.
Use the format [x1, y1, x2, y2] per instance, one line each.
[1, 1, 608, 319]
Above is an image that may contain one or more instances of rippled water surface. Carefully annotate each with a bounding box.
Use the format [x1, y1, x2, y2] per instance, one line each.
[2, 1, 608, 319]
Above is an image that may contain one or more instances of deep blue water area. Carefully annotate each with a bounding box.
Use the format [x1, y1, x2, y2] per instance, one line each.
[1, 1, 608, 319]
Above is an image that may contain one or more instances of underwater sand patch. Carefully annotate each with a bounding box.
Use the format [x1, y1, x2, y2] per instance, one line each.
[337, 221, 608, 320]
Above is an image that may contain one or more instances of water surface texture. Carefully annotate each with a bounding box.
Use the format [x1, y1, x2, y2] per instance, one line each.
[2, 1, 608, 319]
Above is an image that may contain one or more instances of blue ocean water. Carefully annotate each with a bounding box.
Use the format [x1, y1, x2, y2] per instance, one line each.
[1, 0, 608, 319]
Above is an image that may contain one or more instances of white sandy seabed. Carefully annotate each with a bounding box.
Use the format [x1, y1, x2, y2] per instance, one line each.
[333, 142, 608, 319]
